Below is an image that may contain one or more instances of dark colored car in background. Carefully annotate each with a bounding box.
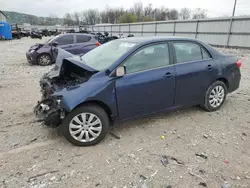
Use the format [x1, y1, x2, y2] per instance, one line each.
[35, 36, 241, 146]
[30, 31, 43, 39]
[26, 33, 99, 66]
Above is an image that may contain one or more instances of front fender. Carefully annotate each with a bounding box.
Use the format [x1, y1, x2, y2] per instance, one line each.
[36, 45, 52, 55]
[53, 78, 118, 117]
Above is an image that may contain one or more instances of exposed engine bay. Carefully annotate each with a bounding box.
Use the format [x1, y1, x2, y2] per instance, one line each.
[40, 60, 94, 99]
[34, 55, 96, 127]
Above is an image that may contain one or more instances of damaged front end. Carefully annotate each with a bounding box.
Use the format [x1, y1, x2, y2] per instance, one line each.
[34, 48, 98, 127]
[34, 97, 65, 127]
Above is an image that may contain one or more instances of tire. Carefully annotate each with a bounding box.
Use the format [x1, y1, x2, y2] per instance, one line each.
[37, 54, 52, 66]
[201, 80, 227, 112]
[61, 105, 110, 146]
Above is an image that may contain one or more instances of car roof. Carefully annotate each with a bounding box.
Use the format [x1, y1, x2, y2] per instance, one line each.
[58, 33, 95, 37]
[118, 36, 199, 44]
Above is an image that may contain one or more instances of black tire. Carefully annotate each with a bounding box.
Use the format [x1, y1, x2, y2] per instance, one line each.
[201, 80, 227, 112]
[37, 53, 52, 66]
[60, 105, 110, 146]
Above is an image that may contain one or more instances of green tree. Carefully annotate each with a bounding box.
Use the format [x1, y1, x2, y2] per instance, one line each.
[119, 13, 137, 23]
[142, 16, 153, 22]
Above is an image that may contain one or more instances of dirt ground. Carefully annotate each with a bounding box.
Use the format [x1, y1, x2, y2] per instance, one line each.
[0, 37, 249, 188]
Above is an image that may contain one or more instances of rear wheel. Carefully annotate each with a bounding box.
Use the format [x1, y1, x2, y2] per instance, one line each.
[201, 81, 227, 111]
[37, 54, 52, 66]
[61, 105, 109, 146]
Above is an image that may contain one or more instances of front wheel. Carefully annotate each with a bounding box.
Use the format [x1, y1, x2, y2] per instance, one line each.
[37, 54, 52, 66]
[201, 81, 227, 111]
[61, 105, 109, 146]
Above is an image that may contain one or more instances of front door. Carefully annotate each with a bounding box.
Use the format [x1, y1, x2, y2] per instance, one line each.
[55, 34, 75, 54]
[172, 41, 219, 106]
[116, 43, 176, 120]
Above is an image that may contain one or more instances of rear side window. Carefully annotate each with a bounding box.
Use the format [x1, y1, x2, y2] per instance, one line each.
[55, 35, 73, 45]
[173, 42, 211, 64]
[77, 35, 91, 43]
[202, 48, 211, 59]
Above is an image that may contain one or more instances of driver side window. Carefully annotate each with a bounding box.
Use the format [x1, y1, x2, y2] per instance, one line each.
[55, 35, 74, 45]
[124, 43, 170, 74]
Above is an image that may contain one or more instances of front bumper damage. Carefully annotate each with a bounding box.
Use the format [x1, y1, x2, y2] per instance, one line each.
[34, 49, 98, 127]
[34, 97, 65, 127]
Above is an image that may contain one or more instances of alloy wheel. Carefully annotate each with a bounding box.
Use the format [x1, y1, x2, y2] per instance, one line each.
[209, 85, 225, 108]
[69, 113, 102, 143]
[38, 54, 51, 65]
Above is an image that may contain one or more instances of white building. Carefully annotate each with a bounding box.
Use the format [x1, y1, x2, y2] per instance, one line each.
[0, 11, 7, 22]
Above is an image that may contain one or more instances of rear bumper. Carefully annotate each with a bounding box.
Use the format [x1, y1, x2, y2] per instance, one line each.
[26, 51, 38, 64]
[228, 69, 241, 93]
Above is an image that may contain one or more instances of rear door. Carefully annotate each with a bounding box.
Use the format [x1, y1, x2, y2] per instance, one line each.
[116, 42, 176, 119]
[74, 35, 94, 55]
[171, 41, 219, 106]
[54, 34, 75, 54]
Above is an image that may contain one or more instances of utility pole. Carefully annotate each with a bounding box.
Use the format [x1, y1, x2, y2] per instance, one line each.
[232, 0, 237, 17]
[226, 0, 237, 47]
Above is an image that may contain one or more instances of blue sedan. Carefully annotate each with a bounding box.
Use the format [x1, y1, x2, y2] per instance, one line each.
[35, 36, 241, 146]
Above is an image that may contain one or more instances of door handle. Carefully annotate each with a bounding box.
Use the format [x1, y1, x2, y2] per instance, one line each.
[163, 72, 173, 79]
[206, 64, 213, 71]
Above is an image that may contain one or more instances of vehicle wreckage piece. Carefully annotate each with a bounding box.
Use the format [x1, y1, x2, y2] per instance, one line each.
[34, 98, 65, 127]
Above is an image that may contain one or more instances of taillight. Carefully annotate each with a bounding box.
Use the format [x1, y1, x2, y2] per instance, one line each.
[236, 60, 242, 68]
[96, 41, 100, 46]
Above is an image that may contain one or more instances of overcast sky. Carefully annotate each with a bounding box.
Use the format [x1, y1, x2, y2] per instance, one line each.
[1, 0, 250, 17]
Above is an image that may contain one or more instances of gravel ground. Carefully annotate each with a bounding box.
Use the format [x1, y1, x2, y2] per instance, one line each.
[0, 37, 250, 188]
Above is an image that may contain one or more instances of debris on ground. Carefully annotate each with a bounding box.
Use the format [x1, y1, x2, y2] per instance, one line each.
[109, 132, 121, 139]
[224, 160, 229, 164]
[27, 170, 59, 182]
[169, 157, 185, 165]
[150, 170, 158, 177]
[95, 183, 101, 186]
[203, 134, 209, 139]
[199, 169, 206, 175]
[29, 138, 38, 143]
[199, 182, 207, 187]
[161, 155, 169, 166]
[49, 176, 56, 181]
[160, 155, 185, 166]
[242, 133, 247, 136]
[161, 135, 166, 140]
[245, 175, 250, 179]
[140, 175, 147, 181]
[195, 153, 208, 159]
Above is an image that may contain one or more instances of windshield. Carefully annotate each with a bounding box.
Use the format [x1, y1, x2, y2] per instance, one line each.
[46, 35, 60, 44]
[80, 40, 137, 71]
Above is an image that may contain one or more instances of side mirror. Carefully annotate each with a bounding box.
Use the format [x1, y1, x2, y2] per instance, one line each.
[116, 66, 125, 77]
[51, 42, 59, 47]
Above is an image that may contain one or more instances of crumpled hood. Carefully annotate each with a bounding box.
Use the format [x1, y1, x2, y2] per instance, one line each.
[29, 43, 43, 51]
[44, 48, 98, 79]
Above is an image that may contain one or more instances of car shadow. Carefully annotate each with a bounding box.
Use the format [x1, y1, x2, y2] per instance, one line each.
[110, 105, 203, 134]
[52, 100, 232, 146]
